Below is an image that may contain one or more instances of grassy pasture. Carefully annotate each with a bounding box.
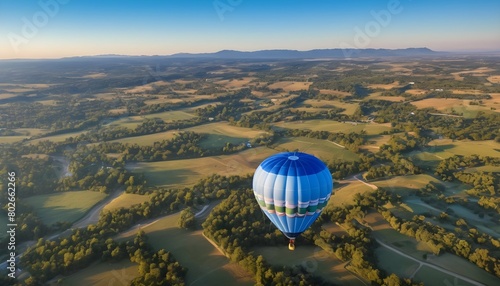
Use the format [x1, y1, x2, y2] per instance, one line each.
[329, 181, 374, 207]
[0, 136, 28, 144]
[425, 253, 500, 286]
[55, 260, 138, 286]
[214, 77, 256, 89]
[273, 120, 391, 136]
[370, 174, 442, 195]
[360, 134, 392, 152]
[374, 247, 420, 278]
[252, 246, 365, 286]
[29, 130, 88, 144]
[464, 165, 500, 173]
[318, 89, 351, 97]
[365, 93, 406, 102]
[105, 111, 196, 130]
[273, 136, 359, 162]
[411, 98, 466, 110]
[117, 212, 254, 286]
[143, 97, 185, 105]
[183, 122, 268, 149]
[24, 191, 107, 226]
[109, 130, 177, 146]
[367, 82, 400, 90]
[487, 75, 500, 83]
[426, 139, 500, 158]
[267, 81, 312, 91]
[300, 99, 359, 115]
[413, 265, 475, 286]
[127, 147, 276, 187]
[185, 122, 267, 139]
[406, 151, 442, 169]
[103, 193, 151, 211]
[14, 128, 48, 136]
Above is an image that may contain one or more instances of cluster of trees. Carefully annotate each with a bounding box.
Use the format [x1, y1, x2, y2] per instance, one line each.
[435, 155, 500, 199]
[20, 229, 186, 285]
[365, 99, 499, 141]
[54, 145, 145, 194]
[380, 209, 500, 277]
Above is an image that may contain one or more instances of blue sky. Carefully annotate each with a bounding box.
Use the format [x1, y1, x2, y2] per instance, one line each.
[1, 0, 499, 59]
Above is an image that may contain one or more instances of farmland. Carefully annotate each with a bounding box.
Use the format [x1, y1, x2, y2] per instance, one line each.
[116, 212, 253, 286]
[1, 55, 499, 285]
[23, 191, 108, 226]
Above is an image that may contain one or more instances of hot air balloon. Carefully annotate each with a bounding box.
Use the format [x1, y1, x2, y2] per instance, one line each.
[252, 152, 333, 250]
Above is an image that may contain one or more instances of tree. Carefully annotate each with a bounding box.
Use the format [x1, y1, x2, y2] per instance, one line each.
[178, 208, 196, 229]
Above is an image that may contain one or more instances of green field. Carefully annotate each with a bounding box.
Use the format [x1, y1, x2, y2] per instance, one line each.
[55, 260, 138, 286]
[407, 151, 443, 169]
[329, 181, 375, 207]
[187, 122, 267, 149]
[371, 174, 442, 196]
[127, 147, 276, 187]
[426, 139, 500, 158]
[298, 99, 360, 115]
[109, 130, 177, 146]
[29, 130, 88, 144]
[273, 120, 392, 135]
[425, 253, 500, 286]
[117, 212, 254, 286]
[464, 165, 500, 173]
[273, 137, 359, 162]
[0, 136, 28, 144]
[413, 265, 475, 286]
[374, 247, 420, 278]
[103, 193, 151, 211]
[24, 191, 107, 226]
[253, 246, 365, 286]
[105, 111, 196, 129]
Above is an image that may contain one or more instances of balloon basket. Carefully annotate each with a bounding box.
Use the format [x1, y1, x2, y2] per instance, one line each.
[288, 240, 295, 251]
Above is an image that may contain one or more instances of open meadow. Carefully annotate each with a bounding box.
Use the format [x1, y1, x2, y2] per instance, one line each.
[273, 136, 359, 162]
[329, 181, 375, 207]
[24, 191, 108, 226]
[103, 193, 151, 211]
[53, 260, 139, 286]
[126, 147, 276, 187]
[273, 120, 392, 136]
[116, 212, 254, 286]
[426, 139, 500, 158]
[370, 174, 442, 196]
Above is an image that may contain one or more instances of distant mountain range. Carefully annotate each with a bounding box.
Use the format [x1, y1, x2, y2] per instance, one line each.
[168, 48, 441, 59]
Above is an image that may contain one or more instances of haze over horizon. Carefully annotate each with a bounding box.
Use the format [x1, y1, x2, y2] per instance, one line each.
[1, 0, 499, 60]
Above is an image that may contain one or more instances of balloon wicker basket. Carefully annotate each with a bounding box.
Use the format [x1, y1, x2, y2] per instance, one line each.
[288, 239, 295, 251]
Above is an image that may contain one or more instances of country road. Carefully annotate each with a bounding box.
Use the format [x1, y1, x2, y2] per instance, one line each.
[71, 188, 124, 229]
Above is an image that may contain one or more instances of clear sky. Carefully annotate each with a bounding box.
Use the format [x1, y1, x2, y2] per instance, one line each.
[1, 0, 499, 59]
